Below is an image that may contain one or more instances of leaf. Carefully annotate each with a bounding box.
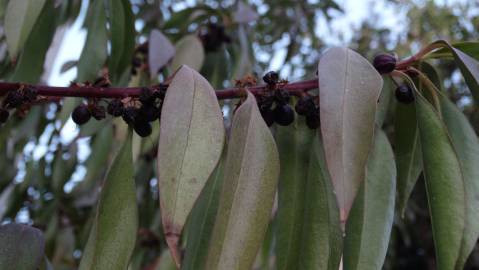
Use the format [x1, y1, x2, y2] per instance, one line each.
[438, 95, 479, 269]
[148, 29, 176, 76]
[415, 94, 465, 270]
[78, 132, 138, 270]
[158, 65, 225, 266]
[4, 0, 47, 58]
[182, 155, 225, 270]
[205, 92, 280, 270]
[0, 223, 45, 270]
[171, 35, 205, 72]
[107, 0, 136, 83]
[298, 135, 342, 270]
[318, 47, 383, 226]
[375, 77, 394, 127]
[343, 130, 396, 270]
[77, 0, 108, 82]
[11, 0, 56, 83]
[428, 42, 479, 61]
[395, 101, 422, 216]
[274, 117, 315, 270]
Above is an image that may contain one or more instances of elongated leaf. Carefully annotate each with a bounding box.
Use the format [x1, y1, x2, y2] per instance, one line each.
[428, 42, 479, 61]
[375, 77, 394, 127]
[77, 0, 108, 82]
[4, 0, 47, 58]
[343, 130, 396, 270]
[318, 47, 383, 225]
[415, 94, 465, 270]
[78, 133, 138, 270]
[0, 223, 45, 270]
[11, 1, 56, 83]
[171, 35, 205, 72]
[205, 92, 280, 270]
[275, 117, 315, 270]
[298, 135, 342, 270]
[158, 65, 225, 266]
[182, 155, 225, 270]
[438, 95, 479, 269]
[148, 29, 175, 76]
[395, 102, 422, 216]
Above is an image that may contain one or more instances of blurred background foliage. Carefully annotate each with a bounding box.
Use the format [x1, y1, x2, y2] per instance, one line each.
[0, 0, 478, 269]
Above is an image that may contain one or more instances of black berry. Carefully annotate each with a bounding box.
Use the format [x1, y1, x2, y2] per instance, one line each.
[306, 114, 320, 129]
[257, 95, 274, 111]
[139, 87, 155, 105]
[395, 85, 415, 104]
[295, 96, 316, 116]
[263, 71, 279, 85]
[373, 53, 397, 74]
[122, 107, 139, 124]
[0, 108, 9, 123]
[72, 104, 91, 125]
[134, 120, 152, 137]
[107, 99, 124, 117]
[5, 91, 24, 108]
[260, 107, 275, 127]
[90, 105, 106, 120]
[273, 104, 295, 126]
[139, 104, 160, 122]
[274, 89, 290, 105]
[23, 87, 38, 102]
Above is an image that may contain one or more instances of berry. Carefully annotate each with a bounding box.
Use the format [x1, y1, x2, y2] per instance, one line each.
[132, 57, 142, 67]
[395, 85, 415, 104]
[5, 91, 23, 108]
[0, 108, 9, 123]
[122, 107, 139, 124]
[373, 53, 397, 74]
[23, 87, 38, 102]
[107, 99, 124, 117]
[134, 121, 152, 137]
[90, 105, 106, 120]
[256, 95, 274, 111]
[72, 104, 91, 125]
[139, 104, 160, 122]
[263, 71, 279, 85]
[306, 114, 320, 129]
[139, 87, 155, 105]
[273, 104, 295, 126]
[274, 88, 290, 105]
[260, 107, 275, 127]
[295, 96, 316, 116]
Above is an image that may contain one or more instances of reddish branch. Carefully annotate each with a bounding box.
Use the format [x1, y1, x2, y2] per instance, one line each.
[0, 79, 319, 100]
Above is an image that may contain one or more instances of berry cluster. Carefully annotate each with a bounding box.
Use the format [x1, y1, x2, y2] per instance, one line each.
[295, 96, 320, 129]
[0, 86, 38, 124]
[72, 87, 165, 137]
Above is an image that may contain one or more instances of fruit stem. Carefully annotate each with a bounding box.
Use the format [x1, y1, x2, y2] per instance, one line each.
[396, 42, 444, 70]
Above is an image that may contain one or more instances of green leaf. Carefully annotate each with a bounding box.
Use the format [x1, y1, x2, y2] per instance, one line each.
[0, 223, 45, 270]
[171, 35, 205, 72]
[415, 94, 465, 270]
[107, 0, 135, 83]
[158, 65, 225, 266]
[343, 130, 396, 270]
[395, 101, 422, 216]
[77, 0, 108, 82]
[318, 47, 383, 226]
[10, 1, 56, 83]
[205, 92, 280, 270]
[298, 135, 342, 270]
[148, 29, 175, 77]
[375, 77, 394, 127]
[182, 155, 225, 270]
[439, 95, 479, 269]
[274, 117, 315, 270]
[4, 0, 47, 58]
[78, 132, 138, 270]
[428, 42, 479, 61]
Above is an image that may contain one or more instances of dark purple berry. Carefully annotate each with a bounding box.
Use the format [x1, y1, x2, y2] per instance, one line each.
[72, 104, 91, 125]
[23, 87, 38, 102]
[260, 107, 275, 127]
[263, 71, 279, 85]
[139, 105, 160, 122]
[373, 53, 397, 74]
[395, 85, 415, 104]
[273, 104, 295, 126]
[295, 96, 316, 116]
[306, 114, 320, 129]
[122, 107, 139, 124]
[274, 89, 290, 105]
[134, 121, 152, 137]
[139, 87, 155, 105]
[107, 99, 124, 117]
[90, 105, 106, 120]
[5, 91, 24, 108]
[257, 95, 274, 111]
[0, 108, 9, 123]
